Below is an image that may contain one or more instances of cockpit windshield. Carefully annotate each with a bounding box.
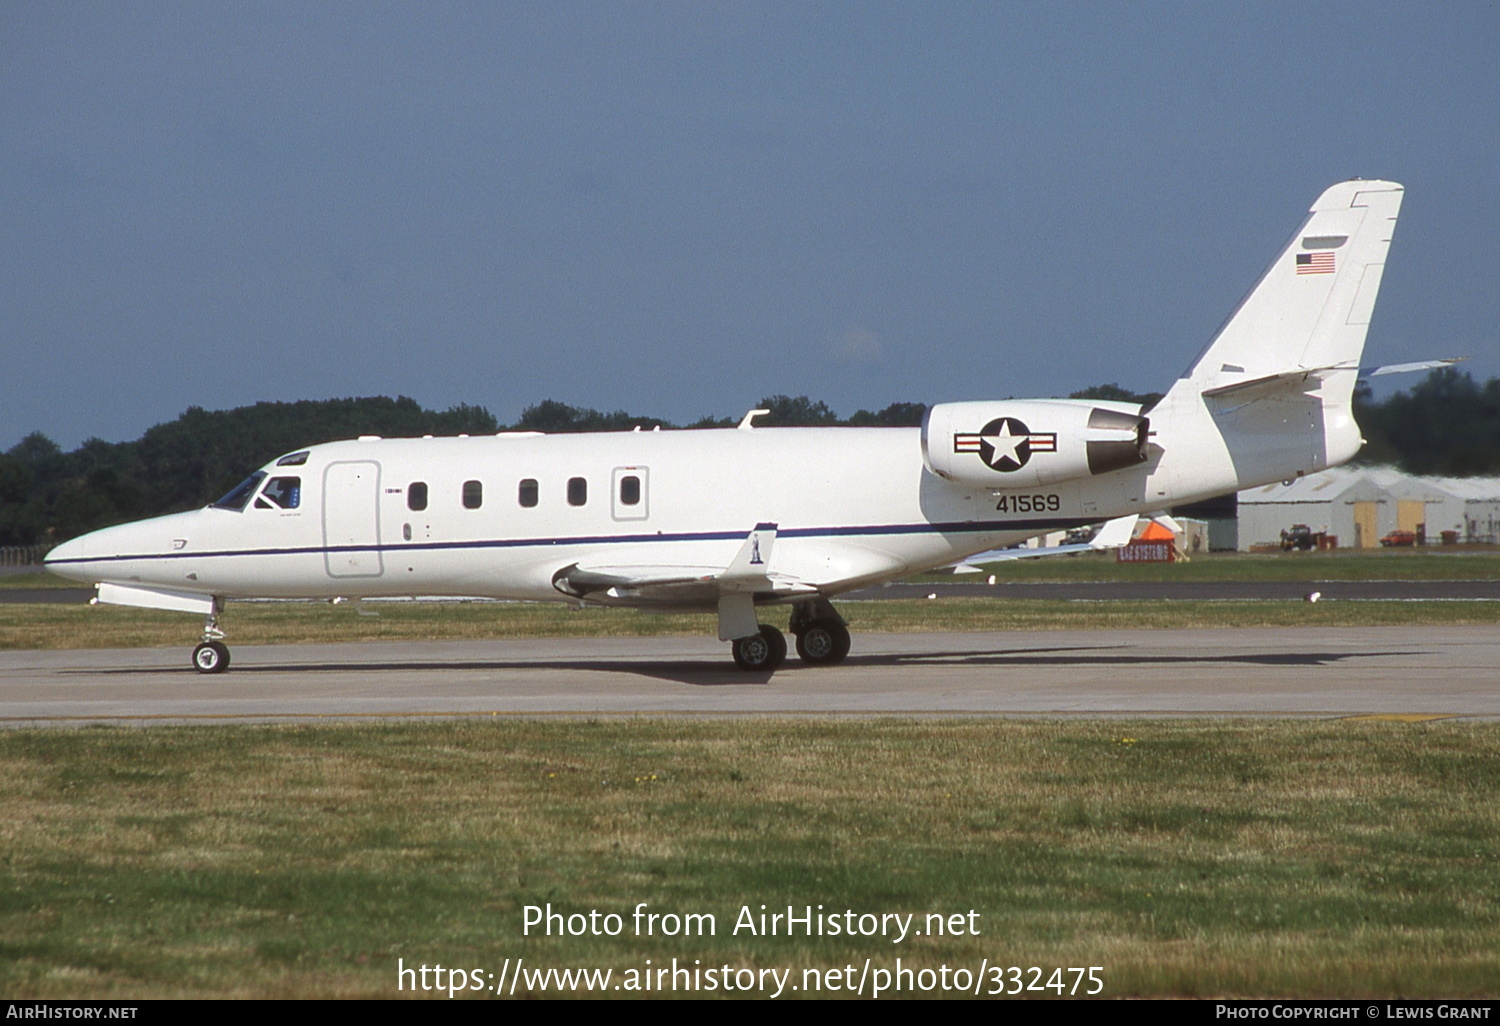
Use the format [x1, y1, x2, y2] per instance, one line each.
[211, 472, 266, 511]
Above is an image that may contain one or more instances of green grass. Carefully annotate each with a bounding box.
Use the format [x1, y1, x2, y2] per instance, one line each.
[0, 572, 77, 590]
[3, 596, 1500, 651]
[2, 719, 1498, 998]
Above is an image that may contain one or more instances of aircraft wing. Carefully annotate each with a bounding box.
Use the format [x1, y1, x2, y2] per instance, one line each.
[551, 523, 816, 605]
[939, 514, 1139, 573]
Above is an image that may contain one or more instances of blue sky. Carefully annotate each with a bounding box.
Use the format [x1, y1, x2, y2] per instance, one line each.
[4, 2, 1496, 449]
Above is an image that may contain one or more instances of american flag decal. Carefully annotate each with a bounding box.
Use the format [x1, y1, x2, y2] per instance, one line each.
[1296, 251, 1335, 275]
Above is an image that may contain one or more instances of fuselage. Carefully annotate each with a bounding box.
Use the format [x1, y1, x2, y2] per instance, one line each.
[45, 179, 1406, 618]
[44, 420, 1212, 609]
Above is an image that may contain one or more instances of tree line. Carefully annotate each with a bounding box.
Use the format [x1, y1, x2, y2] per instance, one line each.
[1, 370, 1492, 547]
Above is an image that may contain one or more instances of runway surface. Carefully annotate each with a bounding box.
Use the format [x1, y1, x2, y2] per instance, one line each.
[2, 626, 1496, 725]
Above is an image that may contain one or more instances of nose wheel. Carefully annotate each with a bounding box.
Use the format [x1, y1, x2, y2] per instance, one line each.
[192, 641, 231, 674]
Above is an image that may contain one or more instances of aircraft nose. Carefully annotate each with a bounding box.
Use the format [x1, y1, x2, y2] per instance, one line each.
[43, 533, 92, 582]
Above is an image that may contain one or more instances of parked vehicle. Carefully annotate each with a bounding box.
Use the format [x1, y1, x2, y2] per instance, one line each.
[1280, 524, 1316, 551]
[1380, 529, 1417, 547]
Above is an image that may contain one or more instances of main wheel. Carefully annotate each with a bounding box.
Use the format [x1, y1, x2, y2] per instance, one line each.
[795, 620, 851, 665]
[731, 625, 787, 671]
[192, 641, 230, 674]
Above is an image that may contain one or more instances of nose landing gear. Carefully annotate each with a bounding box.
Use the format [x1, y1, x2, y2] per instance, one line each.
[191, 604, 230, 674]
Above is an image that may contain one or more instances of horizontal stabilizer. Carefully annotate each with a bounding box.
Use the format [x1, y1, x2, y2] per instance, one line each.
[1208, 356, 1467, 404]
[1200, 367, 1338, 401]
[1358, 357, 1466, 378]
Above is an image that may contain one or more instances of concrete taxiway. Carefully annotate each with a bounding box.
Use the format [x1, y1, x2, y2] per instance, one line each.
[1, 626, 1496, 725]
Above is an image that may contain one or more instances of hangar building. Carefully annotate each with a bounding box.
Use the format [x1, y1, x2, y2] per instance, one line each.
[1236, 466, 1500, 550]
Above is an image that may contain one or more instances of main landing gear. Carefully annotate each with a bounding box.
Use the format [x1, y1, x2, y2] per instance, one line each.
[731, 624, 787, 671]
[191, 604, 230, 674]
[730, 599, 851, 672]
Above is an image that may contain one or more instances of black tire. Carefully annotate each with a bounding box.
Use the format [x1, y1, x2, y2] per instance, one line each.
[732, 625, 787, 672]
[192, 641, 230, 674]
[795, 620, 851, 665]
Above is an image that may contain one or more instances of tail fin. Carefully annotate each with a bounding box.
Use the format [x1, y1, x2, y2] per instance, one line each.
[1163, 180, 1404, 408]
[1151, 181, 1405, 496]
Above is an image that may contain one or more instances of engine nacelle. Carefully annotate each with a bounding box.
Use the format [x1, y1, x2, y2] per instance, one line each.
[921, 400, 1149, 489]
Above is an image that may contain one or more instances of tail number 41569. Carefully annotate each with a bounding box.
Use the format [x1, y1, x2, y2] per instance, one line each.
[995, 493, 1061, 513]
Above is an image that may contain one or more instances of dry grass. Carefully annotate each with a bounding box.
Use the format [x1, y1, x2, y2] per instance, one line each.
[2, 719, 1498, 997]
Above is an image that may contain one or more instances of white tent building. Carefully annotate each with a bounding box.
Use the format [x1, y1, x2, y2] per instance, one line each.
[1236, 466, 1500, 550]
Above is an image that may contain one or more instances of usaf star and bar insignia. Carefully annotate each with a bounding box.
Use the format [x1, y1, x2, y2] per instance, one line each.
[953, 417, 1057, 472]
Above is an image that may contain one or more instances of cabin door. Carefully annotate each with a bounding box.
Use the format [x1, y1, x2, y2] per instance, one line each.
[323, 461, 384, 578]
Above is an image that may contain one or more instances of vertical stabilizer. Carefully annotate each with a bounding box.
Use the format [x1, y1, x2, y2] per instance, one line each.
[1152, 181, 1405, 497]
[1167, 180, 1403, 403]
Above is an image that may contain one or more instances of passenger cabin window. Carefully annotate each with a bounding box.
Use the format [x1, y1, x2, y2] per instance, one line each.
[255, 476, 301, 510]
[408, 482, 428, 511]
[518, 479, 538, 508]
[568, 477, 587, 506]
[463, 480, 483, 509]
[619, 475, 641, 506]
[211, 472, 266, 512]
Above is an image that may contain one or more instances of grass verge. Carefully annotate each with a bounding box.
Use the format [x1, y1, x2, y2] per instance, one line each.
[1, 718, 1497, 998]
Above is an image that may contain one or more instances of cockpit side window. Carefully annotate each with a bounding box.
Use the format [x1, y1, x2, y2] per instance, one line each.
[211, 472, 267, 511]
[276, 451, 310, 467]
[256, 476, 302, 510]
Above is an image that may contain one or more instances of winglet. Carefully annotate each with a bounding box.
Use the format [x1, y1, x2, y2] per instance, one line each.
[1088, 514, 1139, 550]
[722, 523, 777, 583]
[716, 523, 778, 639]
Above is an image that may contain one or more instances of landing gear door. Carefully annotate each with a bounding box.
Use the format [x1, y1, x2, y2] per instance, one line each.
[323, 461, 384, 577]
[611, 467, 649, 522]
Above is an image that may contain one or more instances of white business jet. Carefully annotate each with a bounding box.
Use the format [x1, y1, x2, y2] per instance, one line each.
[46, 180, 1408, 674]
